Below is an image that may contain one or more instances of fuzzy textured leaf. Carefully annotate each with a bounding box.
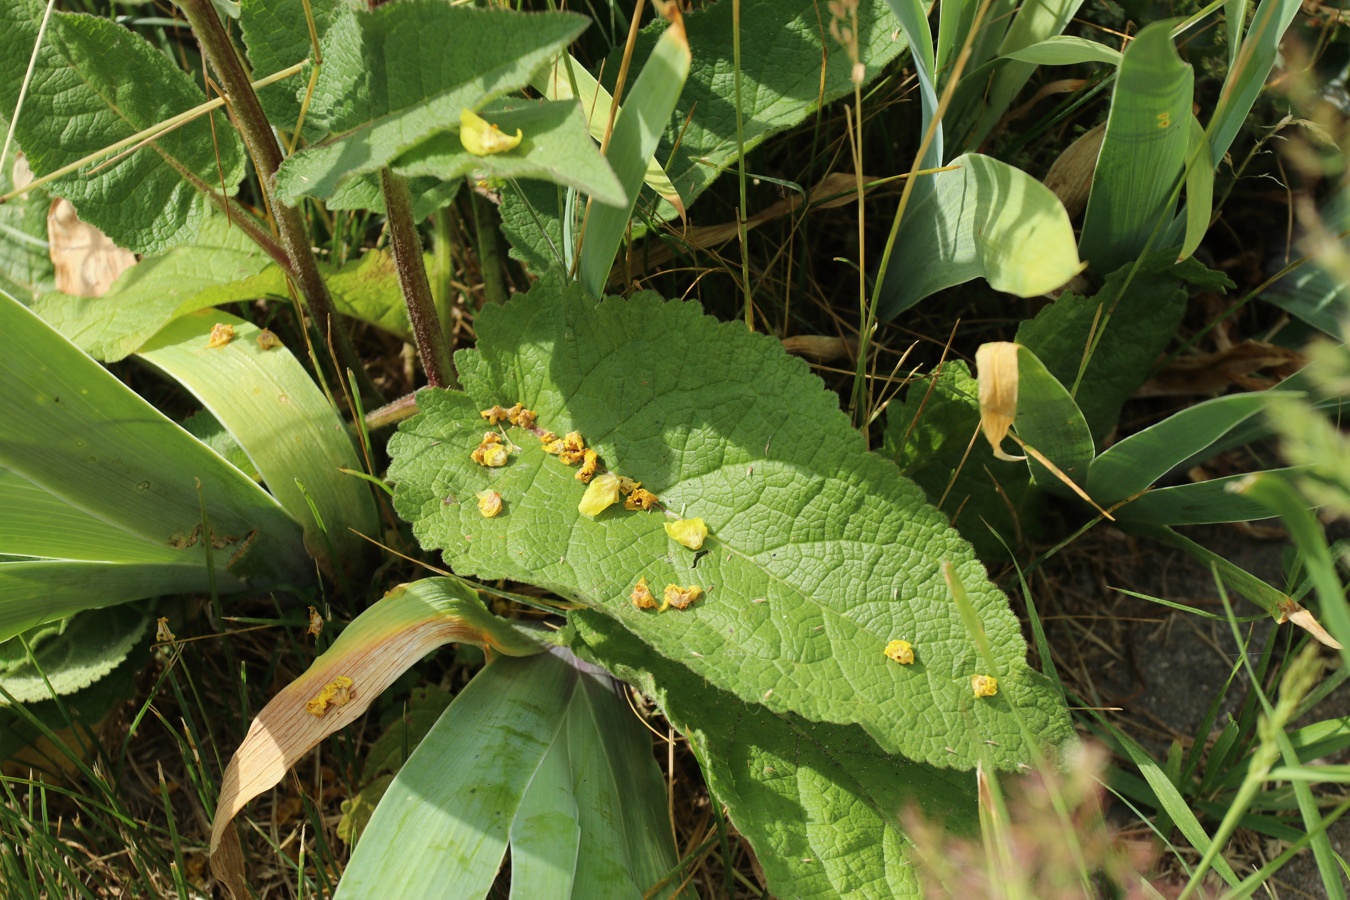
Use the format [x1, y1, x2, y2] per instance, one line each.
[239, 0, 345, 139]
[570, 610, 978, 899]
[0, 606, 148, 704]
[0, 1, 246, 254]
[388, 278, 1073, 770]
[273, 3, 587, 203]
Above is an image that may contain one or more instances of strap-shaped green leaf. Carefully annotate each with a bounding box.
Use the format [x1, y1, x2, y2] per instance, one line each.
[136, 312, 378, 573]
[273, 2, 587, 204]
[389, 278, 1073, 770]
[570, 610, 979, 899]
[1078, 20, 1193, 273]
[1001, 35, 1121, 66]
[0, 0, 246, 254]
[337, 651, 678, 898]
[1114, 468, 1300, 526]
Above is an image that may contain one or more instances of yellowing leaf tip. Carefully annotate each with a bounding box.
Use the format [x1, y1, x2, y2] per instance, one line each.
[460, 108, 523, 156]
[665, 517, 708, 550]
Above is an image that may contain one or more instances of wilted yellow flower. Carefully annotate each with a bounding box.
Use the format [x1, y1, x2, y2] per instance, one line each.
[578, 472, 621, 518]
[630, 577, 657, 610]
[665, 517, 708, 550]
[256, 328, 280, 350]
[576, 448, 599, 483]
[480, 405, 509, 425]
[207, 323, 235, 348]
[618, 476, 641, 494]
[471, 441, 509, 467]
[625, 488, 659, 511]
[307, 606, 324, 637]
[155, 616, 175, 643]
[306, 676, 355, 717]
[975, 342, 1024, 462]
[884, 639, 914, 665]
[971, 674, 999, 698]
[476, 489, 503, 518]
[460, 107, 523, 156]
[662, 583, 703, 611]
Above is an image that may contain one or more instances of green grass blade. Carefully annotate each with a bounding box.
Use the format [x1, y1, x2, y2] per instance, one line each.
[1179, 115, 1214, 261]
[1001, 35, 1120, 66]
[1206, 0, 1300, 167]
[1114, 468, 1301, 526]
[1087, 393, 1293, 504]
[136, 311, 378, 573]
[579, 17, 690, 298]
[1079, 20, 1193, 273]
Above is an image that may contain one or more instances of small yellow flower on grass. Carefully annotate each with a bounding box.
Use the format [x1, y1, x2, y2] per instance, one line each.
[579, 472, 620, 518]
[471, 432, 509, 467]
[476, 489, 503, 518]
[625, 488, 660, 511]
[155, 617, 175, 643]
[630, 577, 657, 610]
[884, 639, 914, 665]
[460, 108, 523, 156]
[575, 448, 599, 483]
[665, 517, 708, 550]
[971, 674, 999, 698]
[306, 676, 355, 717]
[207, 323, 235, 348]
[662, 583, 703, 611]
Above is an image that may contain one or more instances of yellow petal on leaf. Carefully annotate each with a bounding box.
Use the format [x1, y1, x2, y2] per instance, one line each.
[884, 639, 914, 665]
[971, 674, 999, 698]
[665, 517, 708, 550]
[630, 577, 657, 610]
[209, 579, 541, 899]
[207, 323, 236, 349]
[625, 488, 659, 511]
[662, 583, 703, 611]
[471, 433, 509, 468]
[305, 676, 355, 717]
[578, 472, 620, 518]
[576, 448, 599, 483]
[480, 405, 509, 425]
[460, 108, 523, 156]
[975, 342, 1025, 462]
[476, 489, 503, 518]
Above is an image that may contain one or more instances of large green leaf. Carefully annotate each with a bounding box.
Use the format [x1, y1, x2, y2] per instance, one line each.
[579, 19, 690, 299]
[0, 291, 309, 638]
[136, 311, 378, 572]
[29, 214, 413, 361]
[337, 650, 678, 898]
[0, 1, 246, 254]
[0, 606, 148, 704]
[1078, 21, 1193, 273]
[878, 153, 1083, 318]
[394, 99, 623, 208]
[388, 277, 1073, 770]
[570, 610, 979, 899]
[239, 0, 345, 139]
[1015, 252, 1232, 440]
[273, 3, 587, 204]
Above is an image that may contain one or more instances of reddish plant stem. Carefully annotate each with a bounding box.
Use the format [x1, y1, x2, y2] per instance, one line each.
[380, 168, 457, 389]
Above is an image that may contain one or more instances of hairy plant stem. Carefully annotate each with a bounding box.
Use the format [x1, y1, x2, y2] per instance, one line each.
[469, 190, 509, 307]
[381, 169, 457, 389]
[365, 392, 420, 431]
[176, 0, 378, 401]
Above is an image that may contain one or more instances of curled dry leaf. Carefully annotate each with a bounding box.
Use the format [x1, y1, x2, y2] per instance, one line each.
[975, 342, 1025, 462]
[1043, 123, 1105, 220]
[1277, 598, 1343, 650]
[46, 196, 137, 297]
[209, 578, 541, 899]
